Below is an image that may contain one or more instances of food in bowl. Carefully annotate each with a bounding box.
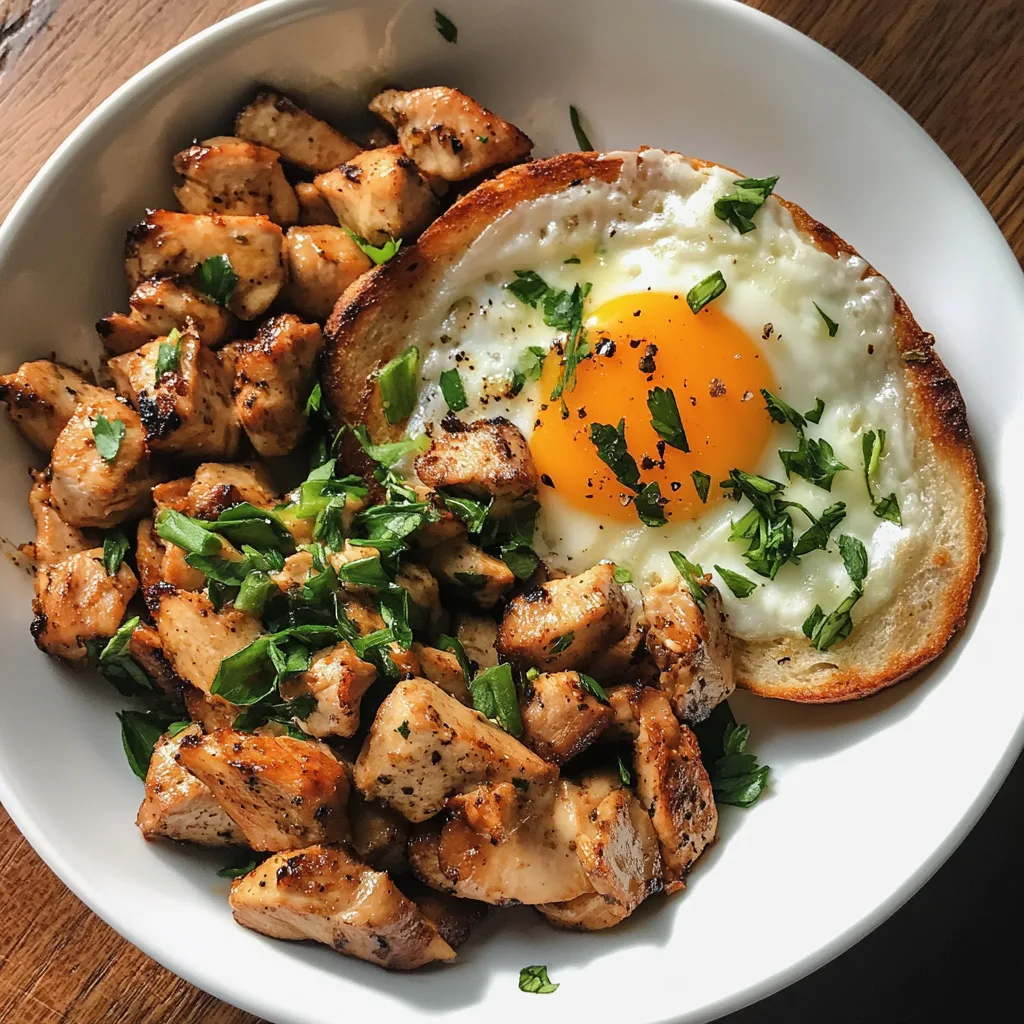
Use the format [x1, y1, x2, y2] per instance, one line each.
[0, 71, 984, 976]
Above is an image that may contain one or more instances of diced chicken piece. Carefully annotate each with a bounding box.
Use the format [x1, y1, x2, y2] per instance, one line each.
[230, 844, 454, 968]
[284, 225, 372, 320]
[159, 542, 208, 592]
[148, 586, 263, 694]
[31, 548, 138, 662]
[108, 326, 242, 458]
[408, 825, 457, 893]
[603, 683, 641, 741]
[137, 729, 245, 845]
[232, 313, 323, 456]
[187, 461, 277, 519]
[97, 277, 236, 355]
[415, 417, 537, 516]
[50, 393, 163, 528]
[455, 614, 499, 671]
[127, 621, 185, 697]
[369, 87, 532, 182]
[408, 482, 467, 549]
[27, 470, 93, 564]
[631, 687, 717, 892]
[135, 518, 163, 588]
[349, 793, 409, 875]
[234, 90, 361, 173]
[314, 146, 439, 246]
[124, 210, 286, 320]
[183, 685, 238, 731]
[410, 644, 470, 704]
[279, 641, 377, 739]
[585, 582, 654, 685]
[421, 537, 514, 609]
[173, 135, 298, 224]
[151, 477, 192, 515]
[395, 562, 446, 634]
[294, 181, 338, 225]
[496, 563, 630, 671]
[401, 879, 487, 950]
[354, 678, 556, 822]
[0, 361, 105, 452]
[644, 579, 734, 723]
[177, 728, 348, 852]
[520, 670, 613, 764]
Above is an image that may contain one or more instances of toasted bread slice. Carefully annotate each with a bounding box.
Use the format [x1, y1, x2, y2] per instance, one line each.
[323, 151, 985, 704]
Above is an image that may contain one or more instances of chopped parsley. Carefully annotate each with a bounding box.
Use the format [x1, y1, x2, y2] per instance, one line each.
[589, 419, 641, 491]
[803, 590, 861, 651]
[693, 701, 771, 807]
[196, 254, 237, 306]
[117, 709, 172, 780]
[691, 470, 711, 503]
[647, 386, 689, 452]
[804, 397, 826, 424]
[519, 965, 559, 995]
[102, 530, 129, 576]
[569, 105, 593, 150]
[713, 176, 779, 234]
[838, 534, 868, 587]
[617, 755, 632, 785]
[634, 481, 667, 527]
[790, 500, 846, 555]
[342, 225, 402, 265]
[469, 663, 523, 737]
[613, 565, 632, 584]
[874, 492, 902, 525]
[89, 413, 125, 465]
[396, 720, 411, 739]
[714, 565, 757, 598]
[813, 302, 839, 337]
[550, 632, 575, 655]
[217, 859, 257, 879]
[377, 345, 420, 425]
[154, 328, 182, 381]
[686, 270, 727, 314]
[861, 428, 902, 523]
[722, 470, 794, 580]
[438, 368, 468, 412]
[576, 672, 609, 704]
[669, 551, 706, 611]
[434, 9, 457, 42]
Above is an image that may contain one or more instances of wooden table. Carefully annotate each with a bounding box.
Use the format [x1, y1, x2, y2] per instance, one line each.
[0, 1, 1021, 1021]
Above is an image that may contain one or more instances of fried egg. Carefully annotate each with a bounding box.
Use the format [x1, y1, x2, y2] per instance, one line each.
[404, 151, 924, 640]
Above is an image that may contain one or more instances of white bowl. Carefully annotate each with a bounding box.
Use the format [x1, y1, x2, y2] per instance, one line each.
[0, 1, 1020, 1021]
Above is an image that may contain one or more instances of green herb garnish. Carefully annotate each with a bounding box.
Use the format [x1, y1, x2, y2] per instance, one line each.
[154, 328, 182, 381]
[838, 534, 868, 587]
[714, 565, 757, 598]
[691, 470, 711, 503]
[469, 663, 523, 737]
[669, 551, 706, 611]
[814, 302, 839, 337]
[519, 965, 559, 995]
[439, 368, 468, 412]
[569, 105, 593, 150]
[377, 345, 420, 425]
[647, 386, 689, 452]
[686, 270, 727, 314]
[342, 225, 402, 265]
[802, 590, 862, 651]
[434, 9, 457, 43]
[197, 254, 237, 307]
[103, 530, 129, 576]
[89, 413, 125, 465]
[713, 176, 779, 234]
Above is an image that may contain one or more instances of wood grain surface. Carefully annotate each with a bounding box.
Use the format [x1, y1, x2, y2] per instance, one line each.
[0, 1, 1021, 1022]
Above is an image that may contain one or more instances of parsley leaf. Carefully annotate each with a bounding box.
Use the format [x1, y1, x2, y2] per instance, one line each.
[691, 470, 711, 503]
[434, 9, 457, 43]
[803, 589, 862, 650]
[89, 413, 125, 464]
[804, 397, 826, 424]
[569, 105, 593, 150]
[396, 720, 411, 739]
[441, 493, 491, 534]
[305, 382, 322, 417]
[196, 254, 237, 307]
[613, 565, 632, 584]
[550, 632, 574, 655]
[436, 634, 472, 681]
[439, 368, 468, 412]
[838, 534, 868, 587]
[789, 500, 846, 555]
[669, 551, 706, 611]
[517, 345, 547, 382]
[721, 469, 795, 579]
[216, 859, 257, 879]
[647, 386, 689, 452]
[519, 965, 559, 995]
[353, 423, 430, 468]
[155, 509, 221, 555]
[779, 434, 848, 491]
[761, 388, 806, 431]
[117, 709, 173, 780]
[589, 418, 641, 491]
[470, 663, 523, 736]
[617, 755, 632, 785]
[103, 530, 129, 576]
[377, 345, 420, 425]
[342, 225, 402, 265]
[576, 672, 609, 704]
[634, 481, 667, 527]
[154, 329, 181, 382]
[714, 565, 757, 598]
[874, 492, 902, 525]
[713, 176, 779, 234]
[686, 270, 727, 314]
[693, 702, 771, 807]
[814, 302, 839, 337]
[862, 428, 886, 502]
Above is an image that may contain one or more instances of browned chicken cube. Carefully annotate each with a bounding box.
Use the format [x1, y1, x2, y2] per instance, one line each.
[137, 729, 245, 846]
[455, 613, 499, 671]
[395, 562, 446, 634]
[370, 86, 532, 182]
[314, 146, 439, 246]
[414, 417, 537, 516]
[107, 326, 242, 458]
[229, 844, 455, 968]
[97, 277, 236, 355]
[279, 641, 377, 739]
[173, 135, 298, 224]
[410, 643, 470, 704]
[234, 90, 361, 173]
[421, 536, 514, 609]
[49, 392, 163, 528]
[26, 470, 93, 564]
[31, 548, 138, 662]
[187, 461, 277, 518]
[349, 793, 409, 875]
[124, 210, 286, 320]
[353, 678, 556, 822]
[496, 563, 630, 671]
[0, 361, 105, 452]
[284, 225, 372, 320]
[232, 313, 324, 456]
[127, 621, 185, 697]
[631, 687, 717, 892]
[520, 670, 613, 764]
[294, 181, 338, 225]
[176, 728, 349, 852]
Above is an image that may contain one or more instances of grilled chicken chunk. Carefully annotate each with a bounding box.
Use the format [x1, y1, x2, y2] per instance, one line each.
[284, 225, 373, 320]
[127, 621, 185, 697]
[421, 537, 514, 609]
[520, 670, 614, 764]
[294, 182, 338, 225]
[455, 614, 499, 671]
[415, 418, 537, 515]
[97, 277, 236, 355]
[410, 644, 470, 704]
[173, 135, 299, 224]
[395, 562, 446, 635]
[234, 90, 361, 174]
[49, 393, 163, 528]
[497, 563, 630, 671]
[229, 844, 455, 968]
[176, 728, 349, 852]
[369, 87, 532, 182]
[31, 548, 138, 661]
[0, 361, 105, 452]
[137, 729, 245, 846]
[644, 578, 734, 723]
[187, 461, 277, 518]
[279, 641, 377, 739]
[631, 687, 717, 892]
[108, 326, 242, 458]
[314, 146, 439, 246]
[349, 793, 409, 875]
[354, 678, 556, 822]
[27, 470, 93, 564]
[232, 313, 323, 456]
[124, 211, 286, 320]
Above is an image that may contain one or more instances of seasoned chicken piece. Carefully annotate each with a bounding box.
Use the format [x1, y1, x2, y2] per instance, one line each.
[137, 729, 245, 846]
[284, 225, 372, 320]
[234, 90, 361, 173]
[232, 313, 324, 456]
[644, 578, 734, 723]
[173, 135, 298, 224]
[134, 518, 163, 588]
[50, 393, 163, 528]
[177, 728, 348, 852]
[631, 687, 717, 892]
[497, 563, 630, 671]
[294, 182, 338, 225]
[410, 644, 470, 704]
[183, 685, 238, 731]
[159, 542, 210, 592]
[148, 586, 263, 694]
[604, 683, 641, 741]
[395, 562, 445, 634]
[0, 361, 105, 452]
[585, 584, 654, 685]
[408, 482, 466, 549]
[415, 417, 537, 516]
[314, 146, 439, 246]
[279, 641, 377, 739]
[31, 548, 138, 662]
[26, 470, 93, 564]
[107, 326, 242, 458]
[369, 87, 532, 182]
[354, 678, 556, 822]
[187, 461, 277, 518]
[151, 476, 192, 515]
[455, 614, 499, 671]
[124, 210, 286, 320]
[402, 879, 487, 950]
[520, 670, 613, 765]
[97, 277, 236, 355]
[349, 793, 409, 875]
[230, 844, 454, 968]
[421, 537, 514, 609]
[127, 621, 185, 697]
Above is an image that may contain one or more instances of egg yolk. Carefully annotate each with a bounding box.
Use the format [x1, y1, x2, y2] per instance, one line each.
[531, 291, 776, 522]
